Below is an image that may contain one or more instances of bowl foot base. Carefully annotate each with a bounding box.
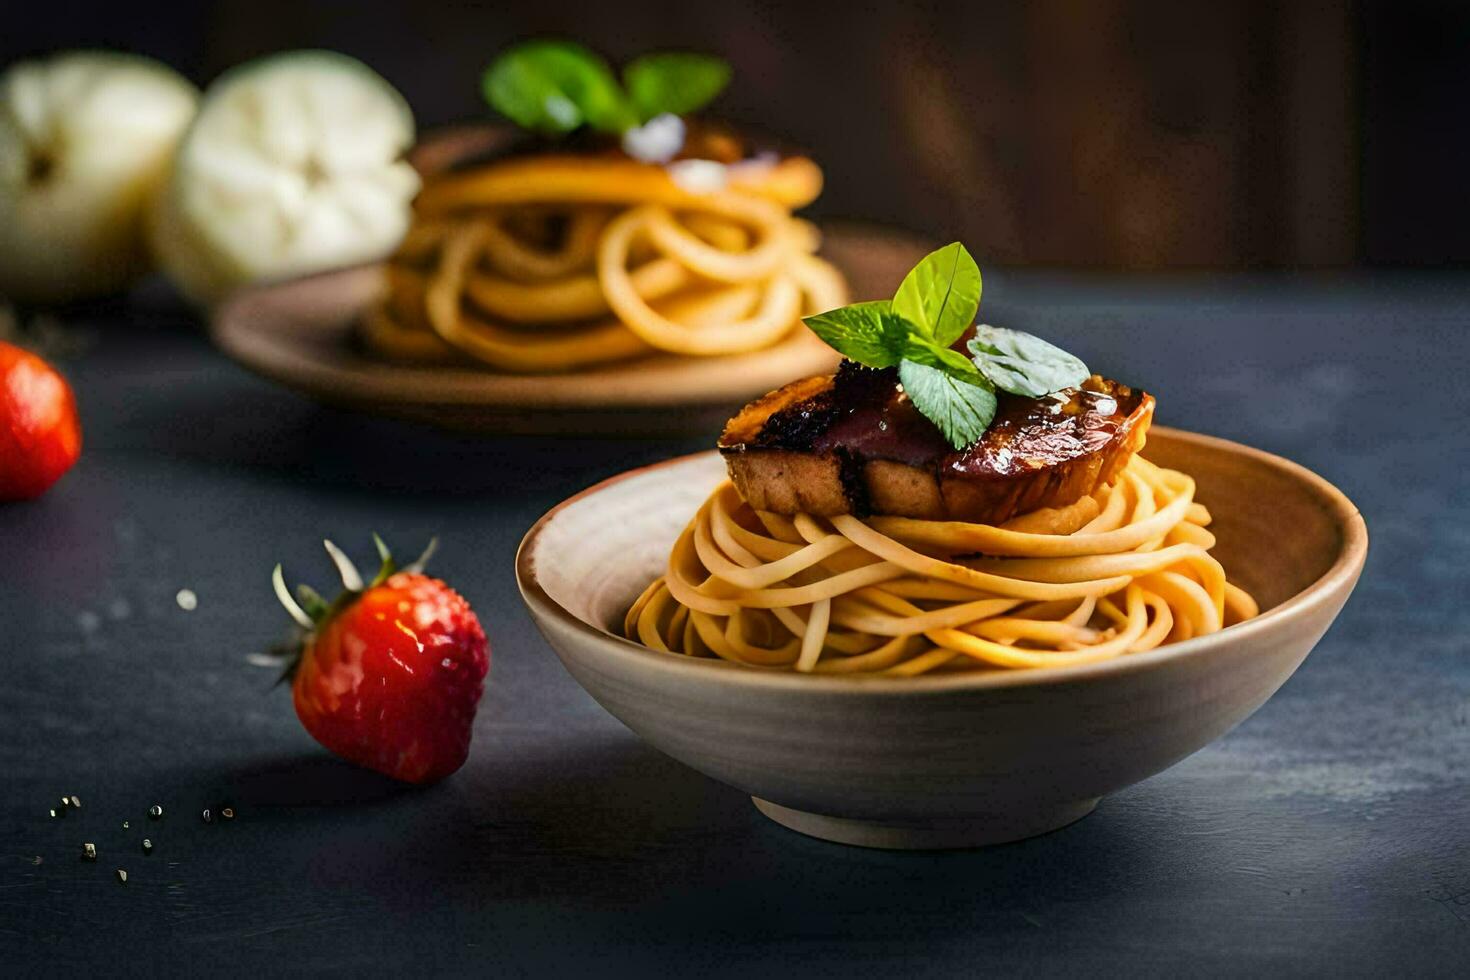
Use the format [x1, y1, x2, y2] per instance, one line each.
[752, 796, 1100, 850]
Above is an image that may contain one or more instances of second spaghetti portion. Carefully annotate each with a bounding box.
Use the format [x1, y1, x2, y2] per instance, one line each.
[625, 456, 1258, 676]
[363, 145, 849, 373]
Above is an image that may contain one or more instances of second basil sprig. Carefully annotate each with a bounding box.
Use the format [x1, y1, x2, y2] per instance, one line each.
[803, 243, 1091, 449]
[483, 40, 730, 137]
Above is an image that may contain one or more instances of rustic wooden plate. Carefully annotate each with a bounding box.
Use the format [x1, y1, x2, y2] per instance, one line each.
[210, 224, 931, 436]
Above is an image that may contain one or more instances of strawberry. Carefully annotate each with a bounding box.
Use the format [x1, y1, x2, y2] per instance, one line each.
[271, 537, 489, 784]
[0, 340, 82, 501]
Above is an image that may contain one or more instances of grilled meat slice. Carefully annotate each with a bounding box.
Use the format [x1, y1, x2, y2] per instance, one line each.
[719, 361, 1154, 524]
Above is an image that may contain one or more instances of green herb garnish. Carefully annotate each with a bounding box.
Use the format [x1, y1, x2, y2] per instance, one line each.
[968, 325, 1091, 399]
[896, 360, 998, 450]
[624, 53, 732, 122]
[482, 41, 632, 135]
[802, 243, 1091, 450]
[892, 241, 982, 347]
[483, 41, 730, 136]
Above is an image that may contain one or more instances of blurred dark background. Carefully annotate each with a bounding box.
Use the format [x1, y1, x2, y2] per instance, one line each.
[5, 0, 1467, 271]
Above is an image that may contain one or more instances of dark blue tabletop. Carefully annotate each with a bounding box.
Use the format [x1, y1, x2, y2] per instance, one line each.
[2, 272, 1468, 975]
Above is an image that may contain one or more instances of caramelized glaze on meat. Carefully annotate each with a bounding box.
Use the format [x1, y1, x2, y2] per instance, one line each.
[719, 362, 1154, 524]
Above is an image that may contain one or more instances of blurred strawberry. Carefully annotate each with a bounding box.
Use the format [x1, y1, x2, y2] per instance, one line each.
[271, 538, 489, 784]
[0, 340, 82, 500]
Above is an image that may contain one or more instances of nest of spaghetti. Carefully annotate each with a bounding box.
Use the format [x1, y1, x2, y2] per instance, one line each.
[362, 126, 849, 373]
[625, 372, 1258, 676]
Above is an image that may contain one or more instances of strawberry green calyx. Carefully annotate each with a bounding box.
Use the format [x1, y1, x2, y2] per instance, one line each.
[267, 535, 439, 681]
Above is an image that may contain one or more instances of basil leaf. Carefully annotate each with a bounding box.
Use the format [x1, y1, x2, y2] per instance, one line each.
[898, 359, 997, 450]
[968, 324, 1090, 398]
[891, 242, 981, 346]
[801, 244, 1092, 451]
[803, 301, 910, 368]
[900, 335, 985, 384]
[483, 41, 634, 135]
[623, 53, 731, 122]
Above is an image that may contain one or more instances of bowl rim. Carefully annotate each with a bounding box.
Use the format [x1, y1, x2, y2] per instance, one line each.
[515, 426, 1368, 693]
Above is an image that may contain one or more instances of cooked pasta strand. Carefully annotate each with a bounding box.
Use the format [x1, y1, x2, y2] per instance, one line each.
[364, 153, 846, 370]
[625, 456, 1256, 676]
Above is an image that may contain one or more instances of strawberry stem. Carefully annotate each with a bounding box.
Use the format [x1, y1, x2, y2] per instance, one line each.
[272, 564, 315, 628]
[323, 540, 364, 592]
[295, 584, 329, 619]
[403, 537, 439, 575]
[369, 533, 398, 587]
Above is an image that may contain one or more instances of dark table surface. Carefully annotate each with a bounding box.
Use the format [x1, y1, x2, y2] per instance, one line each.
[3, 271, 1468, 976]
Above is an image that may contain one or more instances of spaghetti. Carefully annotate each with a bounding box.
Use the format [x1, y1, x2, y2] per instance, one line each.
[363, 151, 847, 372]
[625, 455, 1257, 676]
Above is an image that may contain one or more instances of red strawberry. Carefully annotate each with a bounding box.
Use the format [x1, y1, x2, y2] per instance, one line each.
[0, 340, 82, 501]
[272, 538, 489, 784]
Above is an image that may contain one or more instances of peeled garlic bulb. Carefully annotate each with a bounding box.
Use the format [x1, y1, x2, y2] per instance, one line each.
[0, 52, 198, 304]
[151, 50, 419, 307]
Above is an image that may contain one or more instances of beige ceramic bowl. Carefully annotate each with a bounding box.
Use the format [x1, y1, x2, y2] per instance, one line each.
[516, 428, 1367, 849]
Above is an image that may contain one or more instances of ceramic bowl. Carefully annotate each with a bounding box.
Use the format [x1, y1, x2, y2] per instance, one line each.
[516, 428, 1367, 849]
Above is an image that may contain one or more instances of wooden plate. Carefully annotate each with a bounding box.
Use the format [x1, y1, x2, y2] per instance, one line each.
[210, 224, 931, 436]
